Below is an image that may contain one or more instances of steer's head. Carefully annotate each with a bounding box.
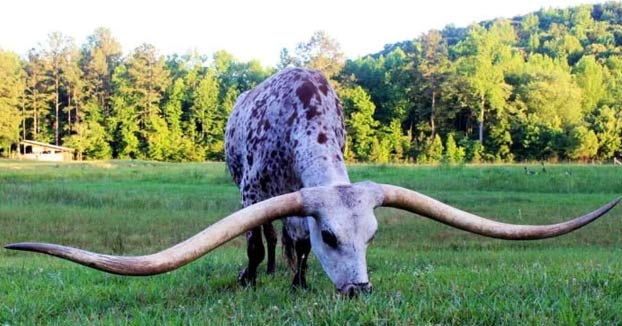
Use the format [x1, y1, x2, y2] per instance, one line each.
[301, 182, 382, 296]
[4, 182, 619, 297]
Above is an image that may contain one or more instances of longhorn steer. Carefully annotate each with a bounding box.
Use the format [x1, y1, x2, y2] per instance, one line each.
[5, 68, 620, 297]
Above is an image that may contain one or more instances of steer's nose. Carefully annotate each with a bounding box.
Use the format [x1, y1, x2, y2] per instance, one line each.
[339, 282, 373, 298]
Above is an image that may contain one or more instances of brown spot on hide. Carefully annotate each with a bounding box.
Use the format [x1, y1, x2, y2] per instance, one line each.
[317, 132, 327, 144]
[296, 81, 316, 108]
[317, 74, 330, 95]
[306, 105, 320, 120]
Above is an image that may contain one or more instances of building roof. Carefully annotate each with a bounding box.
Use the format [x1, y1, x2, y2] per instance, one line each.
[20, 140, 75, 152]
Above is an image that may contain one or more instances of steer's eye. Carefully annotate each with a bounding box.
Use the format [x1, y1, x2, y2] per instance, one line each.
[321, 230, 339, 248]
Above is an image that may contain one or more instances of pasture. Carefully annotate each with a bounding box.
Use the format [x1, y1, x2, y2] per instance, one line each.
[1, 160, 621, 325]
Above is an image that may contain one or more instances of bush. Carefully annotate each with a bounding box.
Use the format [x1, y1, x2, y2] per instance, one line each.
[444, 133, 466, 165]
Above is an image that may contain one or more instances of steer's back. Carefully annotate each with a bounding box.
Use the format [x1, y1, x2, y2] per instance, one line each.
[225, 68, 348, 206]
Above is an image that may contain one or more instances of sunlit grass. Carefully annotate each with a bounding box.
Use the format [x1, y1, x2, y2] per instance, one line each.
[1, 160, 621, 325]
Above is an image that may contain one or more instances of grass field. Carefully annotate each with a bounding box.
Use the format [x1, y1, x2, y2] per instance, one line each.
[1, 160, 621, 325]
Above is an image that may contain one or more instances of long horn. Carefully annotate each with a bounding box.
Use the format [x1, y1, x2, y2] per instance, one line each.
[5, 192, 304, 275]
[380, 184, 619, 240]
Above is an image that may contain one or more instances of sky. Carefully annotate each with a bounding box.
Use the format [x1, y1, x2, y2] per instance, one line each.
[0, 0, 606, 67]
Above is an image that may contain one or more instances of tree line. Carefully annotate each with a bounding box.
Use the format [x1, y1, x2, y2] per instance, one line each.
[1, 2, 621, 163]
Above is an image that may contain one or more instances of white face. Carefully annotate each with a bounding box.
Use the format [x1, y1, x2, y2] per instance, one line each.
[300, 182, 383, 295]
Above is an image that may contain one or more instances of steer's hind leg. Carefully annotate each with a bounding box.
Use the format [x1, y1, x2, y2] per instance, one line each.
[263, 222, 277, 275]
[292, 238, 311, 289]
[238, 227, 265, 287]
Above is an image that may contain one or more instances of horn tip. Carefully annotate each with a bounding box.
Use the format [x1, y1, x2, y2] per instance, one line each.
[5, 242, 28, 250]
[4, 242, 45, 252]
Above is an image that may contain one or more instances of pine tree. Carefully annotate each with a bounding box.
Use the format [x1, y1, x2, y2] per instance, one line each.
[415, 30, 450, 139]
[82, 28, 122, 119]
[0, 50, 25, 156]
[24, 49, 53, 143]
[444, 133, 465, 164]
[42, 32, 74, 145]
[162, 78, 196, 161]
[190, 69, 219, 158]
[114, 43, 171, 159]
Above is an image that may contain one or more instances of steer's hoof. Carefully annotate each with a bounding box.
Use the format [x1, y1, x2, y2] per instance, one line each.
[238, 268, 256, 287]
[266, 264, 276, 276]
[291, 273, 307, 290]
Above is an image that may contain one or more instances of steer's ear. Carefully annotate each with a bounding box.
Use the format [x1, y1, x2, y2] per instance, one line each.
[357, 181, 385, 208]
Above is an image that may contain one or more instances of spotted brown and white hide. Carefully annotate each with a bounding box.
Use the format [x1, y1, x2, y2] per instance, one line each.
[225, 68, 363, 290]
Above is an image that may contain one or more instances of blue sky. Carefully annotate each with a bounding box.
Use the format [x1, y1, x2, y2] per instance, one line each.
[0, 0, 604, 66]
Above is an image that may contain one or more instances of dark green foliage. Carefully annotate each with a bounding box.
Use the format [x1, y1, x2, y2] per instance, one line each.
[0, 50, 24, 155]
[5, 3, 622, 162]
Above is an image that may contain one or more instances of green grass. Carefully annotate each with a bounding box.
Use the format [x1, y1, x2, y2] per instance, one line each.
[1, 160, 621, 325]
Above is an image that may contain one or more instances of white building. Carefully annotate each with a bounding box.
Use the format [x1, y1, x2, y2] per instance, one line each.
[18, 140, 74, 161]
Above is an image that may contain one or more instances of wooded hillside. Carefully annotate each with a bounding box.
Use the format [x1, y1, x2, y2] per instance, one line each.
[1, 2, 621, 163]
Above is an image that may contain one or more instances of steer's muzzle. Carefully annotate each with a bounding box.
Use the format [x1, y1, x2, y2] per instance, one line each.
[339, 282, 373, 298]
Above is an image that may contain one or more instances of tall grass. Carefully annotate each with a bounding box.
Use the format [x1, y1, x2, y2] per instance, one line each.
[1, 160, 621, 325]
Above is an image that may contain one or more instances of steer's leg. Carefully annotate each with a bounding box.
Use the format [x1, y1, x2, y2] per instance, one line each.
[283, 216, 311, 289]
[238, 226, 265, 287]
[263, 222, 277, 275]
[292, 238, 311, 289]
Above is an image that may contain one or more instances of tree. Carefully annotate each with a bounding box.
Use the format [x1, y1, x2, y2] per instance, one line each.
[109, 65, 140, 158]
[604, 56, 622, 110]
[455, 22, 514, 144]
[0, 50, 25, 155]
[122, 44, 171, 158]
[590, 106, 621, 159]
[369, 137, 391, 163]
[160, 77, 197, 161]
[60, 43, 113, 160]
[81, 27, 122, 119]
[567, 125, 599, 161]
[573, 55, 607, 113]
[414, 30, 450, 139]
[61, 43, 84, 137]
[541, 23, 583, 62]
[419, 134, 444, 164]
[62, 100, 111, 160]
[293, 31, 345, 80]
[277, 48, 296, 69]
[42, 32, 74, 145]
[519, 14, 541, 53]
[515, 54, 584, 126]
[444, 133, 465, 164]
[339, 86, 378, 161]
[190, 69, 220, 158]
[24, 49, 53, 143]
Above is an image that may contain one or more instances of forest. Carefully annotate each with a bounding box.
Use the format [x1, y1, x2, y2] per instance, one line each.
[1, 2, 621, 163]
